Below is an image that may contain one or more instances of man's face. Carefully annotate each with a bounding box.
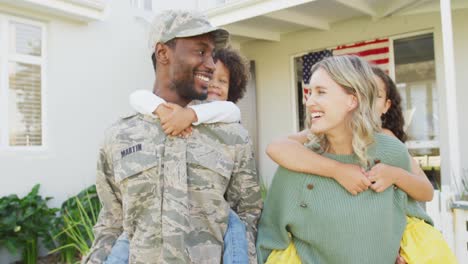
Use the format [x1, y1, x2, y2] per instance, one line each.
[168, 34, 216, 101]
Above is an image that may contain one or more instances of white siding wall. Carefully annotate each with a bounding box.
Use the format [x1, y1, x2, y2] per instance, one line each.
[240, 9, 468, 186]
[0, 0, 216, 261]
[0, 0, 155, 204]
[0, 1, 155, 261]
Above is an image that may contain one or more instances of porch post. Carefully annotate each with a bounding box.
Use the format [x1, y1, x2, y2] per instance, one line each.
[440, 0, 460, 255]
[440, 1, 460, 189]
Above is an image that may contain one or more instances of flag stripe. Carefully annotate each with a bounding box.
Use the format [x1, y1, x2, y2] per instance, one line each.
[332, 38, 390, 73]
[345, 47, 389, 57]
[334, 38, 389, 50]
[369, 58, 389, 65]
[332, 42, 388, 55]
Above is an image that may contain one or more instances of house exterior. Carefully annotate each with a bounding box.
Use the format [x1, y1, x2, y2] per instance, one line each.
[203, 0, 468, 261]
[0, 0, 467, 262]
[0, 0, 183, 262]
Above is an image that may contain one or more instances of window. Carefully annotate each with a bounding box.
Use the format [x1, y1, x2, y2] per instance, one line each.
[0, 15, 45, 148]
[130, 0, 152, 11]
[393, 33, 440, 188]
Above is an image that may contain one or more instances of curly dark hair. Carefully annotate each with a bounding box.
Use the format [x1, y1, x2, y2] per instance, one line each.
[214, 47, 250, 103]
[372, 66, 407, 142]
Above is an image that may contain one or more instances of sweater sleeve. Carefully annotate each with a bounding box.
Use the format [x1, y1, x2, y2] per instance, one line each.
[256, 167, 293, 264]
[129, 90, 165, 116]
[189, 101, 241, 125]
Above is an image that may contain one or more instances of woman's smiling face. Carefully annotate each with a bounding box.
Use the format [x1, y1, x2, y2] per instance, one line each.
[306, 68, 357, 135]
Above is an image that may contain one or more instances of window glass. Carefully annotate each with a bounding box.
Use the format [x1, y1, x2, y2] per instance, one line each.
[8, 62, 42, 146]
[394, 33, 440, 188]
[9, 21, 42, 56]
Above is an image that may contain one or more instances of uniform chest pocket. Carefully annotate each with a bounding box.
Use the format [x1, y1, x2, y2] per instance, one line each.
[113, 144, 163, 228]
[186, 144, 235, 203]
[113, 144, 162, 184]
[186, 144, 234, 180]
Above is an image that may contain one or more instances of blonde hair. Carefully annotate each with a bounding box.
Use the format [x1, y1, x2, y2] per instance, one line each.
[308, 55, 381, 166]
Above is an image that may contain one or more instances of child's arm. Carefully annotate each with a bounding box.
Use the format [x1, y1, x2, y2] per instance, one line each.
[129, 90, 240, 136]
[159, 101, 240, 136]
[367, 154, 434, 201]
[189, 101, 240, 125]
[130, 90, 194, 136]
[129, 89, 165, 116]
[266, 131, 371, 195]
[367, 129, 434, 202]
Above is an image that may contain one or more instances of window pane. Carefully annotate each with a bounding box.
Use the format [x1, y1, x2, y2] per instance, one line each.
[8, 62, 42, 146]
[144, 0, 152, 10]
[394, 33, 439, 188]
[9, 21, 42, 56]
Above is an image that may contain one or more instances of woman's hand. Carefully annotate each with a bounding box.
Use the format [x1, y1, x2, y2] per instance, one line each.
[157, 103, 196, 137]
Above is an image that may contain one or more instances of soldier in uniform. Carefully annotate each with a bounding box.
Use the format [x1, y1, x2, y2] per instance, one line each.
[83, 10, 262, 264]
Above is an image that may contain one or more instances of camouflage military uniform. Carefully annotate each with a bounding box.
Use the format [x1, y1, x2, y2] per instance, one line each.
[83, 113, 262, 264]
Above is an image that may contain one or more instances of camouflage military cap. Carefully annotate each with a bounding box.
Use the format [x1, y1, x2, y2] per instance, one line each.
[148, 10, 229, 54]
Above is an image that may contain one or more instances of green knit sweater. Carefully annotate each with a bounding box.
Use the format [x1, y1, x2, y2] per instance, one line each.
[256, 133, 432, 264]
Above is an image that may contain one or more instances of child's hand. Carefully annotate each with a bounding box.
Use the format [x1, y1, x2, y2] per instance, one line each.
[367, 163, 400, 193]
[158, 103, 196, 137]
[333, 163, 371, 195]
[178, 127, 193, 139]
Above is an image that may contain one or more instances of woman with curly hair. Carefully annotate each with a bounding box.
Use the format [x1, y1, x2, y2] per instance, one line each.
[257, 55, 432, 264]
[103, 47, 252, 264]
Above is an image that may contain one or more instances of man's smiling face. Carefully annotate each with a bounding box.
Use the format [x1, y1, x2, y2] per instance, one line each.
[168, 34, 216, 101]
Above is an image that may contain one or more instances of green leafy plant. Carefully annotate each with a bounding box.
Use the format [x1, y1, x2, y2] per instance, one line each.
[0, 184, 59, 264]
[46, 185, 101, 263]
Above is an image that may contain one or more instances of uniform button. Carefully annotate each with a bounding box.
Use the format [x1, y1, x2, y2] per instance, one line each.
[307, 183, 314, 190]
[393, 185, 398, 190]
[300, 202, 308, 208]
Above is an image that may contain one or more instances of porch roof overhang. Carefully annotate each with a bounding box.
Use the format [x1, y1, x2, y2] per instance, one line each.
[204, 0, 468, 43]
[0, 0, 108, 22]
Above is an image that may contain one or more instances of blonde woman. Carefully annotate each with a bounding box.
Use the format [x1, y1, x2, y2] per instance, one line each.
[256, 55, 432, 264]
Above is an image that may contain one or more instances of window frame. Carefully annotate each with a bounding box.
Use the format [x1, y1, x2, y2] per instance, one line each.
[389, 30, 438, 150]
[0, 14, 47, 151]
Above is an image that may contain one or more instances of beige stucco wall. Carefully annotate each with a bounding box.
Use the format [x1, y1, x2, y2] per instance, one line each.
[241, 9, 468, 186]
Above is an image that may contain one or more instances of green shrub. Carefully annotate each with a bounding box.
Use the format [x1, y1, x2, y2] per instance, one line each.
[0, 184, 59, 264]
[45, 185, 101, 263]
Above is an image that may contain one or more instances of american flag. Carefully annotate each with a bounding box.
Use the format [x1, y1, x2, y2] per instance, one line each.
[302, 50, 332, 103]
[332, 38, 390, 73]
